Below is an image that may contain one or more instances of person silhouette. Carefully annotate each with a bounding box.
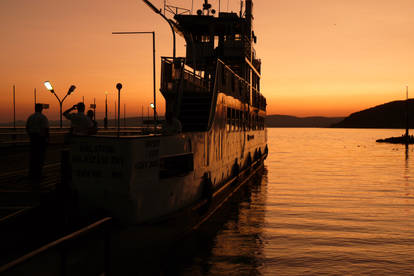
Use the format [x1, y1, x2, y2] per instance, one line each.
[87, 110, 98, 135]
[26, 103, 49, 187]
[63, 102, 93, 135]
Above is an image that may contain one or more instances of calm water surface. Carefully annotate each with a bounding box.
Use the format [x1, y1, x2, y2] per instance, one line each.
[174, 128, 414, 275]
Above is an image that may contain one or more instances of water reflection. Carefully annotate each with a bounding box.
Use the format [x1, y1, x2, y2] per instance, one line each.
[114, 129, 414, 275]
[405, 144, 409, 161]
[169, 168, 268, 276]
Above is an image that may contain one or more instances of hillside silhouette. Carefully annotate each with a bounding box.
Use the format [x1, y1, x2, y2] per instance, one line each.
[332, 99, 414, 128]
[266, 115, 343, 128]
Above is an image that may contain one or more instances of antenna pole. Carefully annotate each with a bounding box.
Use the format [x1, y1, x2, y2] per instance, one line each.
[152, 32, 157, 122]
[143, 0, 176, 59]
[13, 85, 16, 130]
[240, 0, 243, 17]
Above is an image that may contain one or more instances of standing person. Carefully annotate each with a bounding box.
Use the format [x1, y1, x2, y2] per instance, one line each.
[63, 102, 93, 135]
[87, 110, 98, 135]
[26, 103, 49, 187]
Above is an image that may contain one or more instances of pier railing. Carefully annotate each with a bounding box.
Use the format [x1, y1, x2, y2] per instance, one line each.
[0, 217, 113, 276]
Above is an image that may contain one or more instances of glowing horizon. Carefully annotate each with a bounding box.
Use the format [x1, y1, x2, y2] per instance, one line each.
[1, 0, 413, 123]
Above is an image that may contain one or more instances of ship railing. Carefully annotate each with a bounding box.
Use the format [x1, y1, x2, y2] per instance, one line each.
[216, 60, 266, 111]
[161, 57, 212, 94]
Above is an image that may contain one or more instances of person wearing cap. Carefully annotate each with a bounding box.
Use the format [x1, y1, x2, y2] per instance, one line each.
[63, 102, 93, 136]
[26, 103, 49, 186]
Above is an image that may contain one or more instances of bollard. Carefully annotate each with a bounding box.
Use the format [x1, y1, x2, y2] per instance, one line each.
[60, 149, 71, 196]
[60, 149, 72, 227]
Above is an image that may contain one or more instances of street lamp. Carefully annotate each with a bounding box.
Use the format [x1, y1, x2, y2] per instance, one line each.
[116, 83, 122, 137]
[44, 81, 76, 128]
[150, 102, 158, 131]
[142, 0, 176, 59]
[104, 92, 108, 129]
[112, 31, 157, 123]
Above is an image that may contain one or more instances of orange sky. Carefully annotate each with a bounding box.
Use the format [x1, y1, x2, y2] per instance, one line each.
[1, 0, 414, 123]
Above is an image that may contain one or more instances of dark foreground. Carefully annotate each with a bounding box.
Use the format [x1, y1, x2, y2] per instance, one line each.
[0, 140, 266, 275]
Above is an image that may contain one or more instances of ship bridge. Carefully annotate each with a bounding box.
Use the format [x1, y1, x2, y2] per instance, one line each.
[160, 0, 266, 132]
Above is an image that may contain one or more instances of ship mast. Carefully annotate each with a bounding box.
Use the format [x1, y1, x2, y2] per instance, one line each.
[143, 0, 176, 58]
[406, 85, 409, 139]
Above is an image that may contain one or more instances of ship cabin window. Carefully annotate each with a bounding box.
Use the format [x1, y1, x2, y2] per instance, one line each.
[226, 107, 231, 131]
[245, 111, 250, 131]
[260, 117, 265, 130]
[251, 114, 256, 130]
[232, 109, 236, 130]
[201, 35, 211, 43]
[224, 35, 235, 42]
[249, 114, 265, 130]
[227, 107, 252, 132]
[234, 34, 242, 41]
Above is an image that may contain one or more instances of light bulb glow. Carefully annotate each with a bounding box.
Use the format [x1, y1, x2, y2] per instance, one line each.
[44, 81, 53, 91]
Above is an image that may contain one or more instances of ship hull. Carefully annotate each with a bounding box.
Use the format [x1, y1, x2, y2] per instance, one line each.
[70, 129, 267, 225]
[70, 89, 267, 225]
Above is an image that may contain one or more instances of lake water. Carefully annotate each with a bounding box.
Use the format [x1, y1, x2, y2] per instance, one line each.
[167, 128, 414, 275]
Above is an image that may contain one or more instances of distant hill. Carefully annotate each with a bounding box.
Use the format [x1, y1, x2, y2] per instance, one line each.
[332, 99, 414, 128]
[2, 115, 344, 128]
[265, 115, 344, 128]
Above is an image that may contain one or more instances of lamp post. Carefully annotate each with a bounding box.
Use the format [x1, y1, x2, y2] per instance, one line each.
[150, 103, 157, 131]
[142, 0, 176, 59]
[112, 31, 157, 123]
[13, 85, 16, 130]
[44, 81, 76, 128]
[92, 98, 96, 120]
[104, 92, 108, 129]
[116, 83, 122, 137]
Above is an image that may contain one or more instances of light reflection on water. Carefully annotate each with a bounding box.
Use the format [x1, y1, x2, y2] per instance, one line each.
[176, 128, 414, 275]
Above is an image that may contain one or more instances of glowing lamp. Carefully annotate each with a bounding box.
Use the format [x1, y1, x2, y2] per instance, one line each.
[44, 81, 54, 93]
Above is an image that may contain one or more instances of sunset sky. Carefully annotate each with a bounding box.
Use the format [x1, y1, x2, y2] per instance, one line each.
[1, 0, 414, 123]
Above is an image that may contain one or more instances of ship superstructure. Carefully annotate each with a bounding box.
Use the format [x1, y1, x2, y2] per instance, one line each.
[69, 0, 267, 225]
[161, 0, 266, 132]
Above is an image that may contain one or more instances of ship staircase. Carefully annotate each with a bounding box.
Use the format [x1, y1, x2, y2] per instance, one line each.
[178, 91, 212, 132]
[160, 57, 215, 132]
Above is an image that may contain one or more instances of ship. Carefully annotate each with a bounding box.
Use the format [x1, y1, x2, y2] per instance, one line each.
[69, 0, 268, 227]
